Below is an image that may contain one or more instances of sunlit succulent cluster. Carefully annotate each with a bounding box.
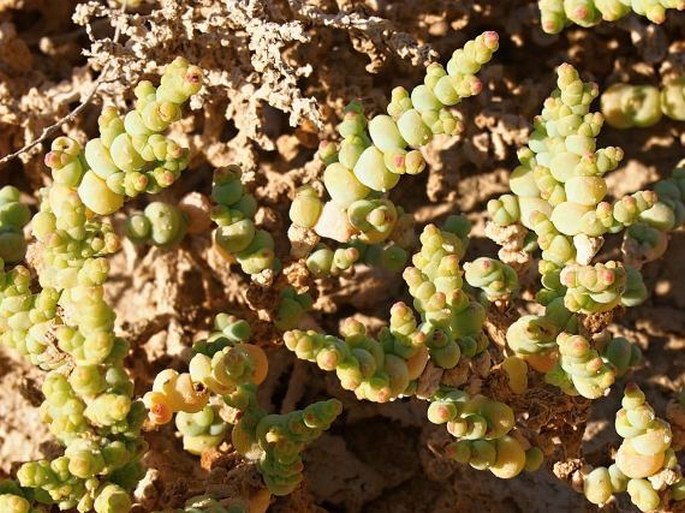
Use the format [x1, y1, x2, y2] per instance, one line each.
[288, 31, 499, 276]
[0, 186, 31, 264]
[482, 65, 684, 404]
[601, 76, 685, 128]
[0, 58, 202, 513]
[1, 5, 684, 511]
[538, 0, 685, 33]
[126, 201, 188, 247]
[143, 313, 342, 497]
[583, 385, 684, 512]
[484, 62, 685, 509]
[285, 212, 543, 479]
[211, 165, 278, 276]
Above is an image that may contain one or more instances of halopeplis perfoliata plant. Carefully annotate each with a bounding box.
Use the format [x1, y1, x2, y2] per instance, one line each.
[144, 313, 342, 497]
[288, 32, 499, 277]
[538, 0, 685, 34]
[582, 385, 684, 512]
[601, 76, 685, 129]
[481, 62, 685, 509]
[483, 64, 683, 403]
[0, 57, 203, 513]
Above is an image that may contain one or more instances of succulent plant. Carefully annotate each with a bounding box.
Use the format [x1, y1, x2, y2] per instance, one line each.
[539, 0, 685, 34]
[144, 313, 342, 497]
[601, 77, 685, 128]
[0, 57, 205, 513]
[582, 385, 683, 512]
[289, 32, 499, 276]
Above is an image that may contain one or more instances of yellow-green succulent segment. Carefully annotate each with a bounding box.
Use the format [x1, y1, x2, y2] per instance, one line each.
[539, 0, 685, 34]
[489, 64, 624, 249]
[544, 332, 615, 399]
[661, 76, 685, 121]
[8, 173, 145, 510]
[274, 286, 313, 331]
[147, 314, 342, 497]
[285, 216, 495, 404]
[618, 163, 685, 268]
[283, 306, 429, 403]
[289, 32, 499, 255]
[304, 239, 409, 277]
[404, 217, 488, 365]
[126, 201, 188, 247]
[506, 313, 563, 357]
[463, 257, 519, 301]
[175, 405, 228, 455]
[429, 388, 532, 479]
[427, 388, 516, 441]
[643, 163, 685, 231]
[486, 64, 681, 323]
[583, 384, 683, 512]
[0, 58, 202, 513]
[600, 336, 641, 377]
[210, 165, 277, 276]
[84, 57, 202, 206]
[560, 261, 629, 313]
[601, 83, 663, 128]
[0, 480, 43, 513]
[305, 243, 361, 277]
[44, 58, 201, 216]
[254, 399, 342, 496]
[601, 78, 685, 128]
[0, 186, 31, 264]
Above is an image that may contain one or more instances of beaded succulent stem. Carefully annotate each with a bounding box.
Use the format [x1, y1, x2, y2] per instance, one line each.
[209, 165, 313, 329]
[582, 385, 684, 512]
[47, 57, 202, 216]
[428, 387, 543, 479]
[1, 161, 142, 513]
[0, 186, 31, 264]
[483, 65, 685, 404]
[126, 201, 188, 248]
[143, 314, 342, 497]
[211, 165, 279, 277]
[0, 57, 203, 513]
[539, 0, 685, 34]
[600, 76, 685, 129]
[284, 216, 495, 403]
[288, 32, 499, 277]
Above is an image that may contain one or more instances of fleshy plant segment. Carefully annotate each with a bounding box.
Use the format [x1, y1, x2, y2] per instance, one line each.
[0, 57, 202, 513]
[538, 0, 685, 34]
[143, 313, 342, 498]
[211, 165, 278, 276]
[582, 385, 684, 512]
[288, 31, 500, 277]
[601, 76, 685, 129]
[0, 186, 31, 264]
[125, 201, 188, 248]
